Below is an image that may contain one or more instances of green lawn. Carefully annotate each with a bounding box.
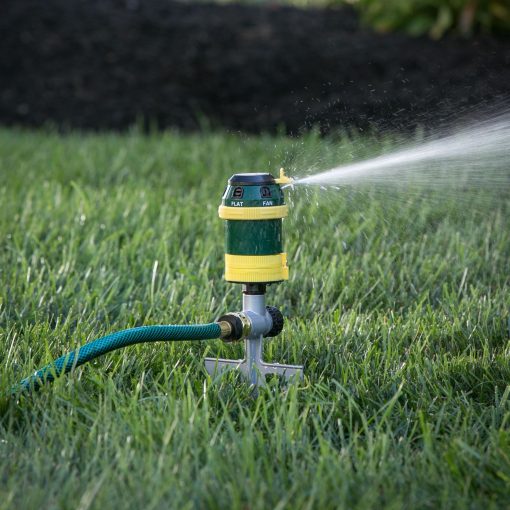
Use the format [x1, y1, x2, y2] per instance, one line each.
[0, 128, 509, 509]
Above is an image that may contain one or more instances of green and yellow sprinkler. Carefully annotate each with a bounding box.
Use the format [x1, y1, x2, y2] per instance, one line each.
[206, 169, 303, 386]
[11, 170, 301, 396]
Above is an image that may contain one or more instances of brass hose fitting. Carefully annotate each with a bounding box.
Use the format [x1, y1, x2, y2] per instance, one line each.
[216, 312, 251, 342]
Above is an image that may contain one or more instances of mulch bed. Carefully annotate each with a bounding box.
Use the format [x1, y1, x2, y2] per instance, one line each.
[1, 0, 509, 134]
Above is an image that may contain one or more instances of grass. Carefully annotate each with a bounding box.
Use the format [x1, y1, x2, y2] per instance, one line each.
[0, 127, 509, 509]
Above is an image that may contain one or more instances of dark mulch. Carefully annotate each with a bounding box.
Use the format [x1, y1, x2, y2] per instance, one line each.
[1, 0, 509, 134]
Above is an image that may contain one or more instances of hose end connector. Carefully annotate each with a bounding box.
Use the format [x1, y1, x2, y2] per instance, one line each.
[217, 312, 251, 342]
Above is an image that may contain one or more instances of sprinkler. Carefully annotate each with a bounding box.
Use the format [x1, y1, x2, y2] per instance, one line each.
[11, 169, 301, 396]
[205, 168, 303, 387]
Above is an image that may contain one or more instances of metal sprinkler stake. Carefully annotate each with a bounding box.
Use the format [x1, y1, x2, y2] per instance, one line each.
[205, 169, 303, 387]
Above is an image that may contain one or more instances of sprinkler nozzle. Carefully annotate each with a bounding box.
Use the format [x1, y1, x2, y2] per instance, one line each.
[274, 168, 293, 186]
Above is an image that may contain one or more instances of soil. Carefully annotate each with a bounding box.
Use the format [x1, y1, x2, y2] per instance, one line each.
[1, 0, 509, 134]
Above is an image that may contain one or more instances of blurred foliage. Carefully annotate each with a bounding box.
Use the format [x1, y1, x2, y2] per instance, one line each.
[350, 0, 510, 38]
[268, 0, 510, 38]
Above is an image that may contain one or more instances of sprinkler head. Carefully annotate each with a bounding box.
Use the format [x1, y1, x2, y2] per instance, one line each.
[218, 171, 289, 284]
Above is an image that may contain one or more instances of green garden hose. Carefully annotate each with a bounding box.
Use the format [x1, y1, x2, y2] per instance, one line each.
[14, 322, 222, 394]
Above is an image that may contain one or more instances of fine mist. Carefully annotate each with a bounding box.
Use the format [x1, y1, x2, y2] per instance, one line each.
[294, 109, 510, 191]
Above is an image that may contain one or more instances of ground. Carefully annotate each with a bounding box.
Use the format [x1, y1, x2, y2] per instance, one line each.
[0, 128, 509, 508]
[2, 0, 510, 134]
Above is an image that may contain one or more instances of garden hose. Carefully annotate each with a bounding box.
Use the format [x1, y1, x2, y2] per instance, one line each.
[13, 322, 225, 394]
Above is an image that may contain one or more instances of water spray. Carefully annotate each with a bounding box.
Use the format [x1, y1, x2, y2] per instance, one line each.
[11, 169, 301, 396]
[292, 111, 510, 190]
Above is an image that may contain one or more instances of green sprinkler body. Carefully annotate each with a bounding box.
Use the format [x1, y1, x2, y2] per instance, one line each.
[219, 170, 290, 284]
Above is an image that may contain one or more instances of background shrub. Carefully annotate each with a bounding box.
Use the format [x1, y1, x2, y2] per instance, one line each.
[351, 0, 510, 38]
